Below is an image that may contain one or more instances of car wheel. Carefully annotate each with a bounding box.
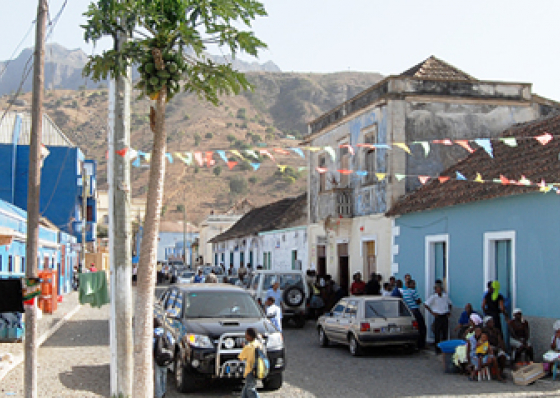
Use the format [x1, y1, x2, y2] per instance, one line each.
[175, 352, 197, 393]
[348, 335, 363, 357]
[262, 373, 283, 390]
[318, 327, 329, 347]
[283, 286, 305, 308]
[293, 315, 306, 328]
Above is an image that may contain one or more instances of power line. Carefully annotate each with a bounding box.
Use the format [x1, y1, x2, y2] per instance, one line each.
[0, 21, 36, 80]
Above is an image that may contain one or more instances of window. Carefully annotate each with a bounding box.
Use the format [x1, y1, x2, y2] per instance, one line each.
[159, 290, 171, 306]
[8, 256, 13, 273]
[291, 250, 298, 270]
[365, 300, 411, 318]
[339, 144, 351, 187]
[165, 289, 177, 310]
[344, 300, 358, 318]
[319, 155, 327, 192]
[103, 215, 109, 224]
[332, 302, 346, 317]
[263, 252, 272, 270]
[171, 291, 184, 316]
[362, 129, 377, 184]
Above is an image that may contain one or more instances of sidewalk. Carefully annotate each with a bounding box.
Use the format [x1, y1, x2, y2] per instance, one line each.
[0, 292, 81, 382]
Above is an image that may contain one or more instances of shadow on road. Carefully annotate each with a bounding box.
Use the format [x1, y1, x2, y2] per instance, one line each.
[58, 364, 110, 397]
[42, 319, 109, 347]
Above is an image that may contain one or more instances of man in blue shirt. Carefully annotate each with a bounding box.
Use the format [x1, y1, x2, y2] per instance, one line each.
[266, 280, 283, 306]
[402, 279, 426, 350]
[194, 269, 204, 283]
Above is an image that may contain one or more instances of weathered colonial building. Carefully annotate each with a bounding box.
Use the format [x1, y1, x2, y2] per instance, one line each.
[304, 56, 559, 291]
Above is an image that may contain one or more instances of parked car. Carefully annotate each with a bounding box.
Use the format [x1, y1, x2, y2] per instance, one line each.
[176, 270, 195, 284]
[154, 284, 285, 393]
[316, 296, 419, 356]
[247, 270, 309, 328]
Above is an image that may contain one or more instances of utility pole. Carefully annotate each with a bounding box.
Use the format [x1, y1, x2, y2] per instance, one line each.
[108, 15, 134, 396]
[81, 164, 88, 272]
[183, 191, 187, 267]
[24, 1, 47, 397]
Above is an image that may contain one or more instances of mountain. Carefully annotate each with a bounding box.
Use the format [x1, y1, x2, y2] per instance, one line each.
[0, 43, 282, 96]
[0, 45, 383, 224]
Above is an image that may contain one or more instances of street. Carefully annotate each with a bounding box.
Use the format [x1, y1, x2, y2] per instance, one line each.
[3, 288, 560, 397]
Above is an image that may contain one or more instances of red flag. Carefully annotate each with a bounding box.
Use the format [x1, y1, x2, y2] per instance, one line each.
[438, 176, 450, 183]
[205, 152, 215, 167]
[418, 176, 430, 185]
[338, 169, 353, 175]
[273, 148, 290, 155]
[339, 144, 355, 155]
[227, 161, 238, 170]
[500, 175, 510, 185]
[535, 132, 553, 145]
[455, 140, 474, 153]
[116, 148, 128, 157]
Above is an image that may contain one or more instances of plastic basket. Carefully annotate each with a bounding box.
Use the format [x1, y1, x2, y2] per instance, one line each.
[437, 339, 466, 354]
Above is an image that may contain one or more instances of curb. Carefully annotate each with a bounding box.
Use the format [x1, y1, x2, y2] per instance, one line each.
[0, 304, 82, 382]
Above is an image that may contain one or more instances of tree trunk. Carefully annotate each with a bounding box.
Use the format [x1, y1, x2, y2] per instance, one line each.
[133, 84, 167, 397]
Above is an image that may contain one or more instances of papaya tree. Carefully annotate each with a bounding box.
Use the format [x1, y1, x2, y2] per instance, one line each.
[82, 1, 266, 396]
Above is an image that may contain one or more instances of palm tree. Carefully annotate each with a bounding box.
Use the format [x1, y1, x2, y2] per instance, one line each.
[82, 1, 266, 396]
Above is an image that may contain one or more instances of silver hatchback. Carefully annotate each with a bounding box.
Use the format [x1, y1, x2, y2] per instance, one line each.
[317, 296, 419, 356]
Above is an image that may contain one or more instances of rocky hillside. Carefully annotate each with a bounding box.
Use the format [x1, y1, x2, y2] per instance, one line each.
[0, 47, 383, 224]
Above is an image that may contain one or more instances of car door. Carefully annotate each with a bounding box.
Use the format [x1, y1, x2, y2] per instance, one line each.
[323, 301, 347, 343]
[154, 288, 171, 322]
[164, 289, 184, 346]
[340, 300, 358, 338]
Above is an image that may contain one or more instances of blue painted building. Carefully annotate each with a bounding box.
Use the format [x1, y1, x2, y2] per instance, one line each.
[387, 113, 560, 356]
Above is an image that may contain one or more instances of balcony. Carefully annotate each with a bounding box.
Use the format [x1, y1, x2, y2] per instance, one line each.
[73, 221, 97, 243]
[317, 188, 354, 220]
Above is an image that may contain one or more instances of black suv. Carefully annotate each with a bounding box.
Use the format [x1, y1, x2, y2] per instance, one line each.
[154, 284, 285, 393]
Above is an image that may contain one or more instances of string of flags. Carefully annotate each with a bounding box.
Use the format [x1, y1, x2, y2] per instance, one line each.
[108, 132, 554, 171]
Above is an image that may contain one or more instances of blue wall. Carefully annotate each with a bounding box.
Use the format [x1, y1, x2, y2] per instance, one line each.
[393, 192, 560, 319]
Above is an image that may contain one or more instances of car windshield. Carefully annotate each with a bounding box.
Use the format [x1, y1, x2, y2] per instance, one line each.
[184, 291, 263, 318]
[263, 274, 304, 290]
[181, 271, 194, 278]
[365, 300, 412, 318]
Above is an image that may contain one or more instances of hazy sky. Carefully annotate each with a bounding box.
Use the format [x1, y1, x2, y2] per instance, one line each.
[3, 0, 560, 99]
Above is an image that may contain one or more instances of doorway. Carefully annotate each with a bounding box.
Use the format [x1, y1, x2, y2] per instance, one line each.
[338, 243, 349, 292]
[317, 245, 326, 276]
[425, 234, 449, 342]
[362, 240, 376, 278]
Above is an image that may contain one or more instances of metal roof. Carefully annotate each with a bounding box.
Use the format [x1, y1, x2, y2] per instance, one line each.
[0, 111, 75, 147]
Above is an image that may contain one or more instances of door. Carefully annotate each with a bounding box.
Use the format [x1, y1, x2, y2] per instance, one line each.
[324, 301, 347, 342]
[240, 252, 245, 268]
[338, 243, 349, 293]
[425, 236, 448, 342]
[340, 300, 358, 338]
[317, 245, 326, 276]
[291, 250, 298, 270]
[249, 251, 253, 268]
[229, 252, 234, 267]
[363, 241, 376, 277]
[495, 239, 513, 346]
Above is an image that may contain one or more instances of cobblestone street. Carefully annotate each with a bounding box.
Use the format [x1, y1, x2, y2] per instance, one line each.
[3, 288, 560, 397]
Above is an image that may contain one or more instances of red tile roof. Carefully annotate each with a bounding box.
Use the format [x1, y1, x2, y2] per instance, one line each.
[386, 113, 560, 216]
[400, 56, 477, 82]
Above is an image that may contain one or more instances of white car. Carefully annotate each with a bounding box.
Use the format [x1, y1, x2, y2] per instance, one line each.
[176, 270, 195, 284]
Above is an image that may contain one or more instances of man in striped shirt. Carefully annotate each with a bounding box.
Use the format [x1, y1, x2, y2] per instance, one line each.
[402, 279, 426, 350]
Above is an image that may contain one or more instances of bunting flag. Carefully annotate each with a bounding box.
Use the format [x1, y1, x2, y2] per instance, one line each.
[230, 150, 244, 159]
[303, 146, 322, 152]
[137, 150, 146, 159]
[132, 157, 141, 168]
[418, 176, 430, 185]
[433, 139, 453, 146]
[340, 144, 355, 155]
[535, 132, 553, 145]
[500, 137, 518, 147]
[259, 149, 275, 161]
[316, 167, 328, 173]
[456, 171, 467, 180]
[227, 161, 237, 170]
[273, 148, 291, 155]
[245, 150, 259, 159]
[375, 173, 386, 181]
[474, 173, 484, 183]
[438, 176, 450, 183]
[298, 167, 308, 172]
[415, 141, 430, 157]
[205, 151, 215, 167]
[324, 146, 336, 161]
[474, 139, 493, 158]
[395, 174, 406, 181]
[144, 153, 151, 162]
[128, 148, 138, 160]
[175, 152, 190, 165]
[455, 140, 475, 153]
[250, 162, 261, 171]
[277, 165, 288, 173]
[357, 143, 376, 150]
[116, 148, 128, 157]
[216, 150, 228, 164]
[500, 175, 510, 185]
[519, 175, 531, 186]
[194, 152, 204, 166]
[355, 170, 368, 177]
[338, 169, 353, 175]
[166, 153, 173, 163]
[290, 148, 305, 158]
[393, 143, 411, 154]
[538, 179, 546, 188]
[374, 144, 392, 150]
[541, 184, 553, 193]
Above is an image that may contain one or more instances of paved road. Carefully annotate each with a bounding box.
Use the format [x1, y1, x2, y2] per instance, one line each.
[4, 286, 560, 397]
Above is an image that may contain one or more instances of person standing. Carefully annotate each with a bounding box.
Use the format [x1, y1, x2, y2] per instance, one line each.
[265, 297, 282, 332]
[365, 273, 381, 295]
[425, 284, 452, 354]
[391, 280, 404, 298]
[350, 272, 366, 295]
[482, 280, 507, 333]
[238, 328, 261, 398]
[266, 280, 283, 306]
[153, 319, 172, 398]
[193, 269, 204, 283]
[402, 279, 426, 350]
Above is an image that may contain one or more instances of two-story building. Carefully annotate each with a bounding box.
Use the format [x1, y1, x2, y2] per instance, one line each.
[304, 56, 559, 291]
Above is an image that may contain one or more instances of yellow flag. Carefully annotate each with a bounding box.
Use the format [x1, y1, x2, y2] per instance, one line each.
[393, 142, 411, 154]
[144, 153, 151, 162]
[277, 165, 287, 173]
[375, 173, 386, 181]
[230, 150, 244, 159]
[474, 173, 484, 183]
[303, 146, 321, 152]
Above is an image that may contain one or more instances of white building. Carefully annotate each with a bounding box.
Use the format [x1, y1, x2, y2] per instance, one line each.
[211, 194, 307, 271]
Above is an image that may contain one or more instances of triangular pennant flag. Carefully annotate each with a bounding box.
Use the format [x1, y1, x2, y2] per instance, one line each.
[273, 148, 291, 156]
[245, 150, 259, 159]
[433, 139, 453, 146]
[395, 174, 406, 181]
[174, 152, 188, 164]
[205, 152, 215, 167]
[277, 165, 287, 173]
[339, 144, 355, 155]
[230, 150, 244, 159]
[194, 152, 204, 166]
[393, 143, 411, 154]
[500, 137, 518, 147]
[316, 167, 328, 174]
[474, 173, 484, 183]
[418, 176, 430, 185]
[227, 161, 238, 170]
[373, 144, 392, 150]
[474, 139, 493, 157]
[456, 171, 467, 181]
[132, 157, 141, 168]
[303, 146, 321, 152]
[298, 167, 308, 172]
[250, 162, 261, 171]
[165, 153, 173, 163]
[290, 148, 305, 158]
[541, 185, 553, 193]
[355, 170, 368, 176]
[417, 141, 430, 157]
[116, 148, 128, 157]
[538, 179, 546, 188]
[519, 175, 531, 186]
[184, 152, 193, 166]
[216, 150, 228, 164]
[137, 150, 146, 158]
[438, 176, 450, 183]
[128, 148, 138, 160]
[144, 153, 151, 162]
[492, 179, 501, 184]
[338, 169, 353, 175]
[455, 140, 475, 153]
[259, 149, 275, 161]
[535, 132, 553, 145]
[357, 144, 376, 149]
[500, 175, 510, 185]
[324, 146, 336, 161]
[375, 173, 386, 181]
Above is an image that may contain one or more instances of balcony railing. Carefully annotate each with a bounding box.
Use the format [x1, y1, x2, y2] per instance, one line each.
[318, 188, 354, 220]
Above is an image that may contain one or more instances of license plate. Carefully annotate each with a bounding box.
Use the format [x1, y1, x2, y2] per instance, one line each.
[382, 327, 401, 333]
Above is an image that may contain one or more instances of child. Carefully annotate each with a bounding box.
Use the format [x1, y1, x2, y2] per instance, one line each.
[238, 327, 261, 398]
[475, 332, 490, 373]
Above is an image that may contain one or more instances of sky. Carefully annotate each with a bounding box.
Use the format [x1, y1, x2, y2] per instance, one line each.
[2, 0, 560, 99]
